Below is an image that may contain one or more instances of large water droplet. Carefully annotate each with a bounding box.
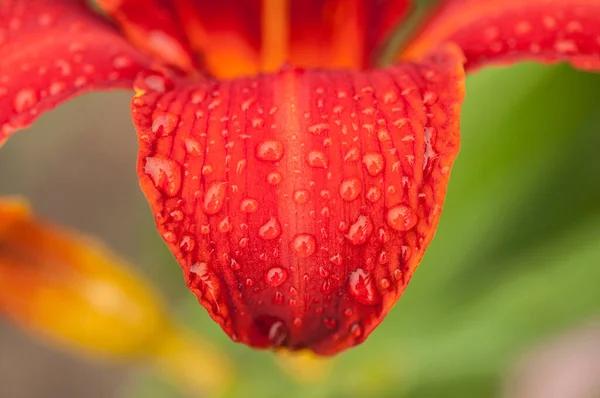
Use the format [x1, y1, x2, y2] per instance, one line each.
[264, 267, 288, 287]
[134, 70, 174, 94]
[345, 215, 373, 245]
[258, 217, 281, 240]
[386, 205, 418, 231]
[290, 234, 316, 258]
[256, 139, 284, 161]
[362, 153, 384, 176]
[339, 177, 361, 201]
[347, 268, 381, 306]
[203, 181, 228, 214]
[144, 156, 182, 197]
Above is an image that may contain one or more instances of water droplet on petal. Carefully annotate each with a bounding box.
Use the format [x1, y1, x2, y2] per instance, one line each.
[134, 70, 174, 94]
[258, 217, 281, 240]
[349, 322, 364, 338]
[293, 189, 310, 204]
[240, 198, 259, 213]
[330, 253, 343, 266]
[306, 150, 328, 168]
[152, 112, 179, 136]
[347, 268, 381, 306]
[290, 234, 316, 258]
[267, 171, 282, 185]
[268, 320, 288, 346]
[366, 186, 382, 202]
[184, 138, 202, 156]
[13, 88, 38, 113]
[256, 139, 284, 161]
[339, 177, 361, 201]
[264, 267, 288, 287]
[345, 215, 373, 245]
[203, 181, 228, 214]
[362, 153, 384, 176]
[386, 205, 418, 231]
[144, 156, 182, 196]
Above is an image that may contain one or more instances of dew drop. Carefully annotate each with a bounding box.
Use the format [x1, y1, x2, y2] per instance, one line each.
[386, 205, 418, 231]
[339, 177, 361, 201]
[347, 268, 381, 306]
[179, 235, 195, 252]
[349, 322, 364, 338]
[256, 139, 284, 161]
[151, 112, 179, 136]
[306, 151, 328, 168]
[134, 70, 174, 94]
[293, 189, 310, 204]
[268, 320, 288, 346]
[203, 181, 228, 214]
[240, 198, 259, 213]
[329, 253, 343, 266]
[184, 138, 202, 156]
[144, 156, 182, 197]
[366, 186, 382, 203]
[293, 317, 303, 327]
[13, 88, 38, 113]
[264, 267, 288, 287]
[362, 153, 384, 176]
[290, 234, 316, 258]
[218, 216, 231, 233]
[267, 171, 282, 185]
[258, 217, 281, 240]
[345, 215, 373, 245]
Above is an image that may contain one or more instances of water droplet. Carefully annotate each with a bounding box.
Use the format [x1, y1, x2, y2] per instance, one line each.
[203, 181, 228, 214]
[293, 189, 310, 204]
[347, 268, 381, 306]
[144, 156, 182, 196]
[112, 55, 133, 69]
[319, 267, 330, 278]
[330, 253, 343, 266]
[386, 205, 418, 231]
[184, 138, 202, 156]
[293, 317, 303, 327]
[290, 234, 316, 258]
[321, 279, 333, 294]
[267, 171, 282, 185]
[362, 153, 384, 176]
[219, 216, 231, 233]
[306, 151, 328, 168]
[134, 70, 174, 94]
[13, 88, 38, 113]
[345, 215, 373, 245]
[393, 269, 402, 280]
[380, 278, 390, 289]
[268, 321, 288, 346]
[256, 139, 284, 161]
[179, 235, 195, 252]
[240, 198, 258, 213]
[265, 267, 288, 287]
[258, 217, 281, 240]
[366, 186, 382, 203]
[339, 177, 361, 201]
[307, 123, 329, 135]
[344, 147, 360, 162]
[151, 112, 179, 136]
[378, 250, 388, 264]
[349, 322, 364, 338]
[423, 91, 438, 105]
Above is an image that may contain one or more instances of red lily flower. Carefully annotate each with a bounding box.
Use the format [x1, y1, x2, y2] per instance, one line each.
[1, 0, 599, 356]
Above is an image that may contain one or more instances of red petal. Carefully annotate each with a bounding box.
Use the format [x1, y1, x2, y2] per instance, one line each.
[0, 0, 151, 146]
[97, 0, 198, 72]
[132, 45, 465, 355]
[401, 0, 600, 72]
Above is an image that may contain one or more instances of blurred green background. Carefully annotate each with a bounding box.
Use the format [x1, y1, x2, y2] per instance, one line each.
[2, 4, 600, 398]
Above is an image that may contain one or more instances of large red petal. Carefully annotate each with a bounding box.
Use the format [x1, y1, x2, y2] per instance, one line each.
[96, 0, 198, 72]
[401, 0, 600, 72]
[131, 44, 465, 355]
[0, 0, 152, 146]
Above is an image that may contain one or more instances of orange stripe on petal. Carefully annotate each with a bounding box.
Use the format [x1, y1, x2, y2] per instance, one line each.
[0, 0, 151, 146]
[402, 0, 600, 72]
[131, 44, 465, 355]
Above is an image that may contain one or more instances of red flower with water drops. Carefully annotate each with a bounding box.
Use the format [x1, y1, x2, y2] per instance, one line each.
[1, 0, 600, 355]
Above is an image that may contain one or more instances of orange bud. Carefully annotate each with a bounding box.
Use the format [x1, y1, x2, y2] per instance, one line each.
[0, 198, 232, 396]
